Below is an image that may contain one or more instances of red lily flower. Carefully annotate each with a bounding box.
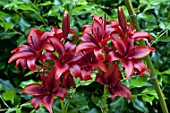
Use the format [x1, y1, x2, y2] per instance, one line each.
[20, 69, 67, 113]
[8, 28, 54, 71]
[76, 15, 116, 68]
[44, 38, 83, 81]
[96, 63, 132, 100]
[107, 7, 155, 79]
[51, 11, 78, 42]
[107, 36, 154, 79]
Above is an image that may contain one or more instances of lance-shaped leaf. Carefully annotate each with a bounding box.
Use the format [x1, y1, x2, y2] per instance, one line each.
[62, 11, 70, 39]
[118, 7, 127, 33]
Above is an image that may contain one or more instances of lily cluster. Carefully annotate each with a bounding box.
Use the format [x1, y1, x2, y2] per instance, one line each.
[8, 7, 155, 113]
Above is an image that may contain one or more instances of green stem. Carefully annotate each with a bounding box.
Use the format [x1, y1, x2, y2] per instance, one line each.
[0, 95, 10, 108]
[102, 85, 108, 113]
[60, 100, 65, 113]
[124, 0, 169, 113]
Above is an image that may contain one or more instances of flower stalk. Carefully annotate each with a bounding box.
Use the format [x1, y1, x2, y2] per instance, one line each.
[124, 0, 169, 113]
[103, 85, 108, 113]
[60, 100, 65, 113]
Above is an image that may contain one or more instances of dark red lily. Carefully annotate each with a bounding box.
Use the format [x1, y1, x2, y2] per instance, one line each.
[107, 36, 154, 79]
[76, 15, 116, 67]
[8, 28, 54, 71]
[107, 7, 155, 79]
[51, 11, 77, 42]
[96, 63, 132, 100]
[20, 69, 67, 113]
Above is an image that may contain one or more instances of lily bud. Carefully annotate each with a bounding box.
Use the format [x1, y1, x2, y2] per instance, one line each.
[118, 7, 127, 34]
[62, 11, 70, 39]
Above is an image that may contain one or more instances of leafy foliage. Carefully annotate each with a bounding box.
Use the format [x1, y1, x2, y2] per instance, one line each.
[0, 0, 170, 113]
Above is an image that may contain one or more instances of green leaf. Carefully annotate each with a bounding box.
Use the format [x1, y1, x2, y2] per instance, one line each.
[141, 87, 158, 98]
[142, 95, 154, 105]
[110, 97, 127, 112]
[5, 108, 16, 113]
[15, 108, 21, 113]
[75, 72, 96, 86]
[132, 98, 149, 113]
[72, 93, 89, 110]
[0, 61, 5, 70]
[0, 32, 17, 40]
[2, 90, 15, 102]
[18, 18, 30, 32]
[156, 36, 170, 42]
[19, 79, 38, 88]
[20, 102, 33, 108]
[0, 79, 15, 91]
[39, 1, 53, 6]
[138, 13, 156, 22]
[17, 35, 26, 46]
[130, 76, 148, 88]
[15, 4, 36, 12]
[0, 22, 14, 31]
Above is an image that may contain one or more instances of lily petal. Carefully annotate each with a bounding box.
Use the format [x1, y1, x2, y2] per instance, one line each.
[49, 37, 65, 58]
[104, 63, 121, 85]
[40, 52, 56, 62]
[122, 59, 134, 79]
[118, 7, 127, 33]
[54, 61, 69, 79]
[8, 51, 34, 63]
[65, 41, 76, 52]
[31, 96, 43, 110]
[92, 18, 104, 41]
[42, 95, 54, 113]
[132, 32, 154, 40]
[130, 46, 151, 59]
[134, 59, 147, 76]
[69, 64, 81, 78]
[112, 36, 126, 55]
[107, 51, 121, 62]
[76, 42, 97, 54]
[27, 57, 37, 71]
[62, 11, 70, 39]
[62, 73, 74, 89]
[108, 83, 132, 101]
[81, 68, 93, 81]
[20, 84, 44, 95]
[96, 72, 105, 85]
[94, 48, 105, 61]
[55, 88, 67, 100]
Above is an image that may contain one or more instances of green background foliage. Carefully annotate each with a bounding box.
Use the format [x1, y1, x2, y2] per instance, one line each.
[0, 0, 169, 113]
